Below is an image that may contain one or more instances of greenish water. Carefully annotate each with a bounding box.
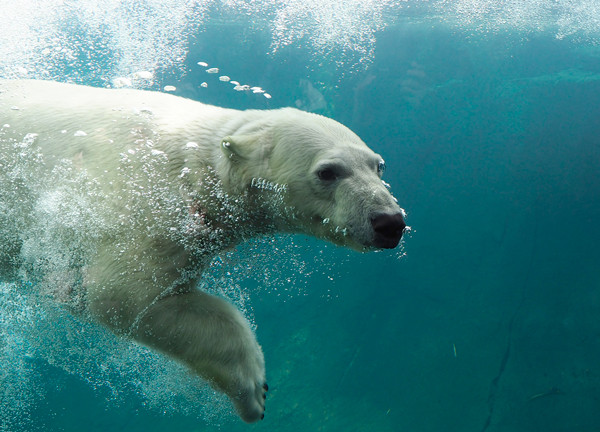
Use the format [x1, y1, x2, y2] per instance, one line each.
[1, 1, 600, 431]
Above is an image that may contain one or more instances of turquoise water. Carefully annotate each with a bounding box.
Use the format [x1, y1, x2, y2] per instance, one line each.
[1, 1, 600, 431]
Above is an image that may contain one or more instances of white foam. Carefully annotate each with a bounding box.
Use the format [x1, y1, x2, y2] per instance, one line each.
[435, 0, 600, 40]
[0, 0, 406, 83]
[3, 0, 598, 85]
[0, 0, 210, 82]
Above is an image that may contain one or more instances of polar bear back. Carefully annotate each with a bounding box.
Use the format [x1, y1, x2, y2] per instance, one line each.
[0, 79, 238, 166]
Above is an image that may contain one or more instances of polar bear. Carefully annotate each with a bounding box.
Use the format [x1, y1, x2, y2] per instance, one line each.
[0, 79, 405, 423]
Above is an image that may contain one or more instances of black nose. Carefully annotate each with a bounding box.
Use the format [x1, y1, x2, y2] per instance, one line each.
[370, 212, 406, 249]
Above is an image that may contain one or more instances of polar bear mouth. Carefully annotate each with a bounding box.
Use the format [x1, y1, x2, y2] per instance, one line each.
[371, 233, 402, 249]
[312, 212, 405, 250]
[306, 215, 355, 247]
[310, 216, 373, 251]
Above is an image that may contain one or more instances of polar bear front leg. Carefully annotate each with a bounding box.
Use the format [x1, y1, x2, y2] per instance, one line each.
[132, 290, 268, 423]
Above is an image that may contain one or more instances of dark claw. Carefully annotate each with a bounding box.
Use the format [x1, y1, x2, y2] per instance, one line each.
[263, 383, 269, 391]
[263, 393, 266, 399]
[261, 413, 265, 420]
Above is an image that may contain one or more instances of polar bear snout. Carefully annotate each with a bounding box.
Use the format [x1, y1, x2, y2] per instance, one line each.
[370, 212, 406, 249]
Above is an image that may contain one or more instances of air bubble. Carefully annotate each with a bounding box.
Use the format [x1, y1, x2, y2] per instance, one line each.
[112, 77, 132, 88]
[134, 70, 153, 80]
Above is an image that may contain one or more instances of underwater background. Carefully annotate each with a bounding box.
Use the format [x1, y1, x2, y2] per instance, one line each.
[1, 1, 599, 431]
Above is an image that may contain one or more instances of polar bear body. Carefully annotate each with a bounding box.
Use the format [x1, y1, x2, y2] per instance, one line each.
[0, 80, 405, 422]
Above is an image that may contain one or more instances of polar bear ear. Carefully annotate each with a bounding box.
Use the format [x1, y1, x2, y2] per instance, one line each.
[221, 135, 258, 161]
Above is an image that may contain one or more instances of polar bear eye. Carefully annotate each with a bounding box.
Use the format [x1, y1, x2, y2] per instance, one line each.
[377, 160, 386, 176]
[317, 168, 338, 182]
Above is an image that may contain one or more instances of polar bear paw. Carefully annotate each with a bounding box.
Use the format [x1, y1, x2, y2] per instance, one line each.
[231, 380, 268, 423]
[213, 321, 268, 423]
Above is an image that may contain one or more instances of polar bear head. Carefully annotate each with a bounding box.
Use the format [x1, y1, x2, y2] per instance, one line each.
[219, 108, 406, 251]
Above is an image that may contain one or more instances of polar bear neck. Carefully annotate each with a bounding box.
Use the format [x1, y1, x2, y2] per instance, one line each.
[144, 105, 289, 244]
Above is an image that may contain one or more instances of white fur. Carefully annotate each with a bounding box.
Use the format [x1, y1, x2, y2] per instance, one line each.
[0, 80, 402, 422]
